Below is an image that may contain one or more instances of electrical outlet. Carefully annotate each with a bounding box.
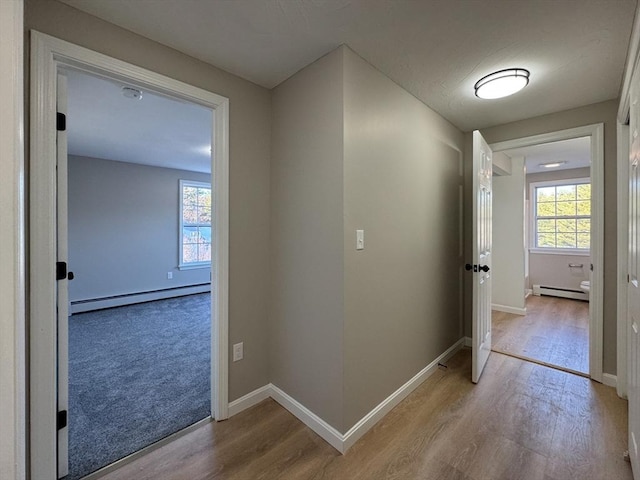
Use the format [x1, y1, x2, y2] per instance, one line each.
[233, 342, 244, 362]
[167, 272, 173, 280]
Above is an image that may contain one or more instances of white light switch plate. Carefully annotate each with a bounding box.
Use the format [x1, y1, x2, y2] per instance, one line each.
[356, 230, 364, 250]
[233, 342, 244, 362]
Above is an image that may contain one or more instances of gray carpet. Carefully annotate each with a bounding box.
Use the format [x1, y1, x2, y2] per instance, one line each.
[67, 293, 211, 479]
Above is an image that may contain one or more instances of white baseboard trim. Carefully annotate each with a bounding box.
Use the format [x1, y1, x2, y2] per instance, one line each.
[70, 283, 211, 314]
[603, 373, 618, 389]
[525, 289, 533, 298]
[270, 384, 345, 452]
[341, 337, 465, 451]
[228, 384, 271, 417]
[464, 336, 472, 347]
[491, 303, 526, 316]
[225, 338, 466, 454]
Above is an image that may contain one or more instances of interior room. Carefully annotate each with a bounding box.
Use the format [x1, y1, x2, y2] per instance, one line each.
[64, 68, 213, 479]
[5, 1, 640, 480]
[491, 137, 592, 376]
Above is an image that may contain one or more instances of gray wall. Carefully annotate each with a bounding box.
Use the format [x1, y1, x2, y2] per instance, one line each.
[27, 0, 272, 401]
[342, 48, 464, 430]
[271, 46, 465, 433]
[270, 47, 346, 430]
[464, 100, 619, 375]
[68, 155, 211, 302]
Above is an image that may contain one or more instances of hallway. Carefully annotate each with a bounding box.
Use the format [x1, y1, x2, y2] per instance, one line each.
[98, 348, 629, 480]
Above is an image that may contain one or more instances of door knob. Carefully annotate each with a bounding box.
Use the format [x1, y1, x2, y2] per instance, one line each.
[465, 264, 473, 271]
[479, 265, 490, 272]
[68, 271, 75, 280]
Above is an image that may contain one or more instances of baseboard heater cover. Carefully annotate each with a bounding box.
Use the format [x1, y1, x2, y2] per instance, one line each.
[532, 284, 587, 301]
[70, 283, 211, 314]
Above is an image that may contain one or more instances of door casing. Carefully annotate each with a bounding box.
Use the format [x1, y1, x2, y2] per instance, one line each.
[489, 124, 605, 383]
[29, 30, 230, 479]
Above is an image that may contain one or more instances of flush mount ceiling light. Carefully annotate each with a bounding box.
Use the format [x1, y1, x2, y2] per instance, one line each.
[474, 68, 530, 99]
[122, 86, 143, 100]
[539, 161, 566, 169]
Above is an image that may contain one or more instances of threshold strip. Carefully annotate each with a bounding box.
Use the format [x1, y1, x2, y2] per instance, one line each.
[80, 416, 213, 480]
[491, 348, 590, 379]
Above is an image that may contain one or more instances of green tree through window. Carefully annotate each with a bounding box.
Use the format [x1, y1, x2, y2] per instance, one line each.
[534, 181, 590, 250]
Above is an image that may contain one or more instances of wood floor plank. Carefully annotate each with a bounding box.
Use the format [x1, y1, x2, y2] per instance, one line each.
[98, 349, 630, 480]
[492, 296, 589, 374]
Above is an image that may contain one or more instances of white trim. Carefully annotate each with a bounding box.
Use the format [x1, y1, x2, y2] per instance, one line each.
[464, 336, 473, 347]
[529, 248, 590, 256]
[228, 385, 272, 417]
[532, 284, 589, 302]
[603, 373, 618, 389]
[618, 2, 640, 123]
[69, 284, 211, 314]
[617, 122, 629, 399]
[525, 289, 533, 298]
[29, 31, 230, 478]
[270, 384, 345, 453]
[341, 337, 465, 451]
[230, 339, 468, 454]
[490, 123, 604, 384]
[0, 1, 26, 478]
[491, 304, 526, 316]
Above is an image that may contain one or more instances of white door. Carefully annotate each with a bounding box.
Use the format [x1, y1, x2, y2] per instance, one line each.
[628, 67, 640, 475]
[56, 72, 70, 478]
[471, 130, 493, 384]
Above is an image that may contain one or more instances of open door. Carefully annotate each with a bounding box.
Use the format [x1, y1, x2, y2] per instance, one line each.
[628, 68, 640, 474]
[56, 72, 70, 478]
[469, 130, 493, 383]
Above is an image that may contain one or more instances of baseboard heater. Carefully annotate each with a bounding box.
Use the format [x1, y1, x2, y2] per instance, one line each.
[70, 283, 211, 314]
[532, 284, 587, 301]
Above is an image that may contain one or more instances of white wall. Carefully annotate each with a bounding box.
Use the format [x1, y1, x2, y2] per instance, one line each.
[492, 155, 526, 311]
[68, 155, 211, 303]
[0, 1, 26, 478]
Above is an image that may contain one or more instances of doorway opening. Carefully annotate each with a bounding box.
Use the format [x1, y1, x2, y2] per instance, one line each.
[29, 32, 229, 480]
[488, 125, 604, 381]
[63, 68, 213, 479]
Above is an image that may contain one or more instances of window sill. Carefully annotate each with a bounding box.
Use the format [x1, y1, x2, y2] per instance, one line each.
[529, 248, 590, 256]
[178, 263, 211, 271]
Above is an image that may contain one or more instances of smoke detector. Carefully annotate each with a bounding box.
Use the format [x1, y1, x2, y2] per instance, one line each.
[122, 86, 143, 100]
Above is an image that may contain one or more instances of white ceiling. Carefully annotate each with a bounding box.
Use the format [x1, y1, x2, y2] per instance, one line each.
[60, 0, 637, 131]
[66, 68, 212, 173]
[502, 137, 591, 175]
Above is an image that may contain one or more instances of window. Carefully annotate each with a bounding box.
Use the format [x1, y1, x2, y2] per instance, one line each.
[531, 179, 590, 252]
[180, 180, 211, 268]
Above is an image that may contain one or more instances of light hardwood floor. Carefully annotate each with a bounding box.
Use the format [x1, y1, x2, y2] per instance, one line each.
[492, 295, 589, 375]
[99, 348, 630, 480]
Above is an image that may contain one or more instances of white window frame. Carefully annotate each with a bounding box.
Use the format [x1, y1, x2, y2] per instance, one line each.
[529, 177, 591, 256]
[179, 179, 212, 269]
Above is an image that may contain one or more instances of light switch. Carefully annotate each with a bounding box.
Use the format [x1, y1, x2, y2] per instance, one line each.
[356, 230, 364, 250]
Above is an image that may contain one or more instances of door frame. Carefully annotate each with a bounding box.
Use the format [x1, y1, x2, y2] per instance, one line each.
[489, 123, 604, 383]
[29, 31, 230, 478]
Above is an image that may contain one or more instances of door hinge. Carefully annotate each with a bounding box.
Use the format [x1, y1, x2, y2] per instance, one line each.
[590, 263, 594, 272]
[56, 261, 67, 280]
[57, 410, 67, 430]
[56, 112, 66, 131]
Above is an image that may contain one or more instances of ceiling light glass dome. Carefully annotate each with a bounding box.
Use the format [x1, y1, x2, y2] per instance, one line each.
[474, 68, 530, 99]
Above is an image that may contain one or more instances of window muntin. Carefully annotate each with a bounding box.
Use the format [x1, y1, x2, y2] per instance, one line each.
[180, 180, 211, 267]
[532, 180, 590, 251]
